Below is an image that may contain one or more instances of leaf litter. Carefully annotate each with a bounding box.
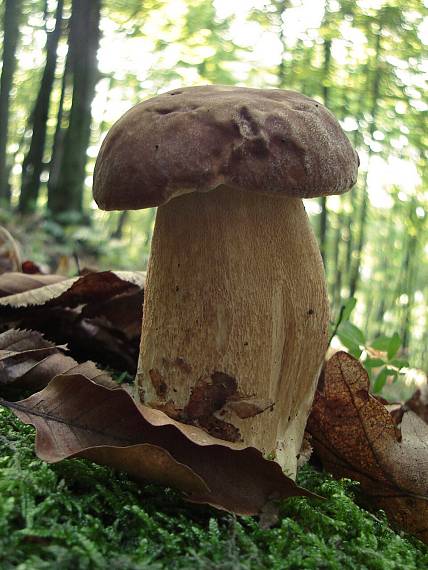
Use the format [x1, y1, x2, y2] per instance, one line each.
[0, 263, 427, 538]
[0, 328, 312, 516]
[0, 270, 145, 373]
[307, 351, 428, 543]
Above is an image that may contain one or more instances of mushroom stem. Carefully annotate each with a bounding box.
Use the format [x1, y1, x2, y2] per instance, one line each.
[136, 185, 329, 478]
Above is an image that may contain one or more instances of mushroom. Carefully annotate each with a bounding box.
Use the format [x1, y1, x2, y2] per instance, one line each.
[93, 85, 358, 478]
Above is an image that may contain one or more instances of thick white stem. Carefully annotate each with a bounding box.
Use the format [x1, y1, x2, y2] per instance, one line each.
[137, 185, 329, 478]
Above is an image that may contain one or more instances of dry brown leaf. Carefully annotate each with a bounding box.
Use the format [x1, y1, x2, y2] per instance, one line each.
[307, 351, 428, 543]
[0, 272, 66, 297]
[2, 373, 313, 515]
[0, 270, 145, 308]
[81, 288, 144, 340]
[0, 272, 145, 372]
[0, 329, 113, 391]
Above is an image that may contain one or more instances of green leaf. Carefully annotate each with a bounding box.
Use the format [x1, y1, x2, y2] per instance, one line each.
[373, 368, 389, 393]
[370, 333, 402, 359]
[364, 357, 385, 368]
[370, 335, 392, 352]
[341, 297, 357, 323]
[336, 333, 359, 353]
[389, 358, 409, 369]
[349, 347, 363, 359]
[387, 333, 402, 360]
[337, 321, 365, 350]
[373, 367, 398, 393]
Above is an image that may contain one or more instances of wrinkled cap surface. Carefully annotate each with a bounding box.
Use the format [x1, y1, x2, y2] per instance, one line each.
[93, 85, 359, 210]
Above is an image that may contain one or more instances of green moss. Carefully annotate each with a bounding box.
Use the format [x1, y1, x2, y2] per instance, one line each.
[0, 407, 427, 570]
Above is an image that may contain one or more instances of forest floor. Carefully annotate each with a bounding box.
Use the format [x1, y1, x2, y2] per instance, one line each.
[1, 405, 427, 570]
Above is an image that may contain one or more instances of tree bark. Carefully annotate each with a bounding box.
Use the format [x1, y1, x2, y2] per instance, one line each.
[331, 213, 343, 311]
[49, 0, 101, 219]
[112, 210, 129, 239]
[0, 0, 21, 203]
[47, 43, 71, 213]
[400, 204, 418, 351]
[18, 0, 64, 214]
[276, 0, 289, 87]
[319, 32, 332, 264]
[349, 24, 382, 298]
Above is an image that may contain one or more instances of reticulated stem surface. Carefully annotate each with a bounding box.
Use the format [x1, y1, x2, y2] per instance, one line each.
[137, 185, 329, 478]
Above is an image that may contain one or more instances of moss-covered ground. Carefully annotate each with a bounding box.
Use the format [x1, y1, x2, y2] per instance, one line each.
[1, 407, 427, 570]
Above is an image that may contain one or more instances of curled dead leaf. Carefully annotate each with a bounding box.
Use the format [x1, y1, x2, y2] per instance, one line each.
[307, 351, 428, 544]
[0, 270, 145, 308]
[0, 328, 114, 392]
[0, 272, 145, 372]
[0, 272, 66, 298]
[2, 373, 314, 515]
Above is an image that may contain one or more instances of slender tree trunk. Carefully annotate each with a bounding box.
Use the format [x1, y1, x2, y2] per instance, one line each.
[112, 210, 129, 239]
[319, 33, 332, 264]
[400, 204, 418, 351]
[363, 291, 374, 334]
[401, 259, 415, 352]
[276, 0, 289, 87]
[0, 0, 21, 203]
[47, 45, 71, 212]
[371, 218, 397, 337]
[420, 326, 428, 372]
[331, 214, 342, 311]
[344, 196, 353, 283]
[349, 173, 369, 297]
[18, 0, 64, 214]
[349, 25, 382, 297]
[49, 0, 101, 219]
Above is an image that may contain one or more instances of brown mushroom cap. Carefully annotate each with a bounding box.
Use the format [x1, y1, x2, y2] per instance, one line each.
[93, 85, 359, 210]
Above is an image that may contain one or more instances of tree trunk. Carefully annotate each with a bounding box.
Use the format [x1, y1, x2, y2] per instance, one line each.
[331, 213, 343, 311]
[18, 0, 64, 214]
[47, 44, 71, 213]
[349, 177, 369, 297]
[349, 25, 382, 298]
[319, 33, 332, 264]
[0, 0, 21, 203]
[112, 210, 129, 239]
[49, 0, 101, 219]
[400, 206, 418, 351]
[276, 0, 289, 87]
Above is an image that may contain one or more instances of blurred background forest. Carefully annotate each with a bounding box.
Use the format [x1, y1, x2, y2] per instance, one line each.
[0, 0, 427, 371]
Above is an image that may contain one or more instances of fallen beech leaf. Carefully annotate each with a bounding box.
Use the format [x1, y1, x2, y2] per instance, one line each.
[81, 288, 144, 341]
[307, 351, 428, 543]
[0, 329, 113, 391]
[0, 270, 145, 308]
[0, 272, 145, 372]
[2, 374, 313, 515]
[0, 272, 65, 297]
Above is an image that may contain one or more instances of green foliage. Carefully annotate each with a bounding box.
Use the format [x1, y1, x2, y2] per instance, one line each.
[2, 0, 428, 367]
[1, 407, 427, 569]
[333, 298, 409, 395]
